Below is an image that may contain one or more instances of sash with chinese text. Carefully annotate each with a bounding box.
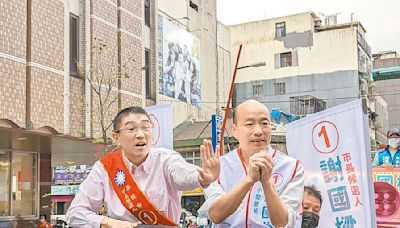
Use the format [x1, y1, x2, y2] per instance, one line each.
[100, 149, 178, 226]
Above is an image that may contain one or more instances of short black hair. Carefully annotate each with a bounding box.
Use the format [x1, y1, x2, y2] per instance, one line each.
[113, 106, 149, 132]
[39, 214, 47, 220]
[304, 185, 322, 205]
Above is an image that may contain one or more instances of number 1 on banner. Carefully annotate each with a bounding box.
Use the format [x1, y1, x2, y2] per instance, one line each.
[273, 175, 279, 184]
[312, 121, 338, 154]
[318, 126, 331, 148]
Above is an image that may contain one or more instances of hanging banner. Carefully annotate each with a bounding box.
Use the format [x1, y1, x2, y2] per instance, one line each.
[285, 99, 376, 227]
[145, 104, 173, 149]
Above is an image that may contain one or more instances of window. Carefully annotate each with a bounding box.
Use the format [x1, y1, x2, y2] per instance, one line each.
[253, 84, 263, 97]
[0, 151, 11, 216]
[145, 49, 151, 99]
[70, 14, 79, 77]
[280, 52, 292, 67]
[0, 151, 38, 217]
[275, 22, 286, 38]
[181, 151, 201, 166]
[189, 0, 198, 12]
[274, 82, 286, 95]
[144, 0, 150, 26]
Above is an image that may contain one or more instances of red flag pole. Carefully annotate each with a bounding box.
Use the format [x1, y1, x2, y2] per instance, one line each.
[219, 44, 243, 155]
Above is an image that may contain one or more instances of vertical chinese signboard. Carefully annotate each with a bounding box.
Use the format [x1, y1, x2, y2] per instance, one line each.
[286, 99, 376, 227]
[211, 115, 222, 152]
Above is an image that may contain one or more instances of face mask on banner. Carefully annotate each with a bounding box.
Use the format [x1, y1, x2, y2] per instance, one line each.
[388, 138, 400, 148]
[302, 211, 320, 228]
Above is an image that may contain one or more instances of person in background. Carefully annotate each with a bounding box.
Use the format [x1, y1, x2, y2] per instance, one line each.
[372, 128, 400, 170]
[301, 185, 322, 228]
[37, 214, 52, 228]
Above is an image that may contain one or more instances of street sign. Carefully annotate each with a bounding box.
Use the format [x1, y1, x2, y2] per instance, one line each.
[211, 115, 222, 152]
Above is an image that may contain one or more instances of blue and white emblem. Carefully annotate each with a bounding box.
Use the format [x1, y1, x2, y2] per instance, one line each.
[114, 170, 126, 186]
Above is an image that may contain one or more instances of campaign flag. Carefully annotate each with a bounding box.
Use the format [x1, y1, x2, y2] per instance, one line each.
[286, 99, 376, 228]
[145, 104, 173, 149]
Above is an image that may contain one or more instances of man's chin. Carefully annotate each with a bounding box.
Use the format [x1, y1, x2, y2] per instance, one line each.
[124, 146, 149, 155]
[251, 144, 268, 152]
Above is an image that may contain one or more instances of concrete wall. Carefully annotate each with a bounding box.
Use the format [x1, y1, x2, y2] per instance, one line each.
[373, 57, 400, 68]
[376, 78, 400, 129]
[235, 70, 360, 112]
[374, 95, 389, 144]
[229, 12, 359, 83]
[216, 22, 231, 114]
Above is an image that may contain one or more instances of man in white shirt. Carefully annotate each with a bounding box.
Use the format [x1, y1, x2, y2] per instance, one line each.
[199, 100, 304, 228]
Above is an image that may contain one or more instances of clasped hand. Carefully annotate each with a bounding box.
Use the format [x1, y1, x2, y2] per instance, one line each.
[248, 150, 274, 184]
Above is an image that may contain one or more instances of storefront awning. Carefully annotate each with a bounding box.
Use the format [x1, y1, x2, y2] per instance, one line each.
[51, 195, 74, 202]
[372, 66, 400, 81]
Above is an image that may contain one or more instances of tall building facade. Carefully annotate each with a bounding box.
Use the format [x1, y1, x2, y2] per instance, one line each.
[230, 12, 372, 116]
[0, 0, 231, 225]
[0, 0, 144, 225]
[145, 0, 231, 127]
[373, 51, 400, 131]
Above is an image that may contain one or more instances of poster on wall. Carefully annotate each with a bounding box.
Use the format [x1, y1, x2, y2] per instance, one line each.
[158, 15, 201, 106]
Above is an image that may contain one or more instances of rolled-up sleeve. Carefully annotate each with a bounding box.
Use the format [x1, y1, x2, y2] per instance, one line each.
[165, 152, 201, 191]
[280, 162, 304, 228]
[197, 181, 225, 217]
[66, 161, 107, 228]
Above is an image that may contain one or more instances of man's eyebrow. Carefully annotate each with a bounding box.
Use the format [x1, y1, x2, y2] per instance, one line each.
[124, 119, 150, 125]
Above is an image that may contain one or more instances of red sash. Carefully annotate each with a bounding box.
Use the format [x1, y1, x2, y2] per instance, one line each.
[100, 149, 178, 226]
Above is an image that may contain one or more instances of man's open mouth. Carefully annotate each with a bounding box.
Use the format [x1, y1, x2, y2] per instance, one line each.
[135, 142, 146, 147]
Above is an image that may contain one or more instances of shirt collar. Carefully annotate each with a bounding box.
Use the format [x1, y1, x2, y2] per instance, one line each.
[122, 149, 152, 174]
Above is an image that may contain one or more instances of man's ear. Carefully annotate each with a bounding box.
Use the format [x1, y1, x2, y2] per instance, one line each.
[231, 123, 238, 138]
[112, 132, 119, 144]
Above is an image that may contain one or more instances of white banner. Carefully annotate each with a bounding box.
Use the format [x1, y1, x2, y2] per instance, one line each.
[145, 104, 173, 149]
[285, 99, 376, 228]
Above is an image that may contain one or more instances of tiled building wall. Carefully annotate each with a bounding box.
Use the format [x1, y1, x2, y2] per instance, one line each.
[0, 0, 26, 126]
[90, 0, 118, 139]
[70, 77, 84, 137]
[121, 93, 142, 111]
[30, 0, 65, 132]
[31, 0, 64, 70]
[31, 68, 64, 132]
[0, 0, 143, 139]
[120, 1, 143, 99]
[0, 60, 26, 126]
[120, 34, 142, 95]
